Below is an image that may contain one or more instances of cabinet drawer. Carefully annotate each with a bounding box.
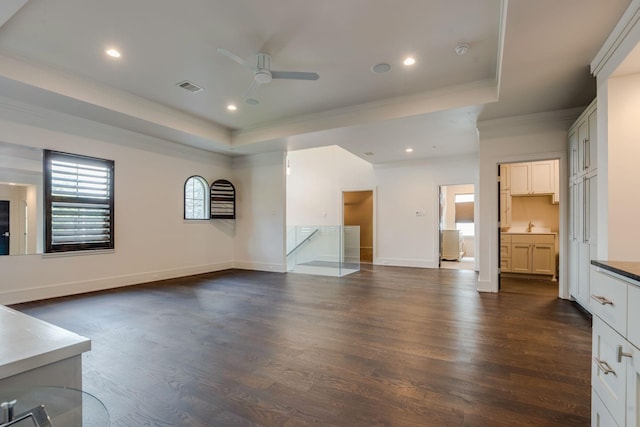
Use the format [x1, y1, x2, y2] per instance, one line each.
[629, 285, 640, 349]
[592, 388, 617, 427]
[590, 267, 628, 337]
[592, 317, 627, 427]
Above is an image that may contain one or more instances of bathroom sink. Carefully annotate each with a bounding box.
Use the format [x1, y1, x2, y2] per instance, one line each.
[528, 226, 551, 233]
[503, 226, 552, 234]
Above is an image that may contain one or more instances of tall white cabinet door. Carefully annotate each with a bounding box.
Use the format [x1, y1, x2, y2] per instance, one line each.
[578, 120, 588, 174]
[510, 163, 530, 195]
[588, 107, 598, 172]
[569, 130, 579, 179]
[577, 243, 591, 307]
[586, 175, 598, 245]
[568, 240, 579, 299]
[531, 161, 554, 194]
[576, 179, 585, 243]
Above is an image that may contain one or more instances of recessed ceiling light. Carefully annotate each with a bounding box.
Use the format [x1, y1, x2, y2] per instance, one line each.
[105, 48, 121, 58]
[227, 104, 237, 111]
[371, 63, 392, 74]
[403, 57, 416, 66]
[405, 148, 414, 153]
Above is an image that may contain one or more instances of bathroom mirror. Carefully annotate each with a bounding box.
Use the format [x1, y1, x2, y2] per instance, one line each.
[0, 141, 43, 256]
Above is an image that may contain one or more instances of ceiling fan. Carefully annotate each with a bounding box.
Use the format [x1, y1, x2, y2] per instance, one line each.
[217, 48, 319, 105]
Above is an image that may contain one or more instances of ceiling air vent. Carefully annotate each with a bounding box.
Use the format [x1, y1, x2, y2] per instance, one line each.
[177, 80, 203, 93]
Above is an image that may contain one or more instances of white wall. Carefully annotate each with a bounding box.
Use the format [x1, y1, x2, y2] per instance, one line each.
[477, 115, 571, 294]
[606, 73, 640, 260]
[375, 155, 478, 268]
[0, 102, 235, 305]
[286, 146, 478, 269]
[287, 145, 375, 226]
[233, 151, 287, 272]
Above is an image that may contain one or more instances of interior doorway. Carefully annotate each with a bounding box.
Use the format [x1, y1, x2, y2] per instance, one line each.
[438, 184, 475, 271]
[343, 190, 373, 264]
[0, 200, 9, 256]
[498, 159, 561, 296]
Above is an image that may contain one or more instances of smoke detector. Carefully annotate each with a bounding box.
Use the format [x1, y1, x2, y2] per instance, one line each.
[454, 44, 469, 55]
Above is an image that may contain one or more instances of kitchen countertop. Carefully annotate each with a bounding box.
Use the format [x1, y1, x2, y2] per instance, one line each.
[0, 305, 91, 380]
[591, 260, 640, 283]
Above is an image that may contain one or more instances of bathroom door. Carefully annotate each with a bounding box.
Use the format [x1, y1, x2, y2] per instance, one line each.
[0, 200, 9, 255]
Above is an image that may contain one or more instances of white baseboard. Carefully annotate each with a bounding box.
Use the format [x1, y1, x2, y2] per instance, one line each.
[476, 278, 497, 293]
[374, 258, 436, 269]
[233, 260, 287, 273]
[0, 262, 234, 305]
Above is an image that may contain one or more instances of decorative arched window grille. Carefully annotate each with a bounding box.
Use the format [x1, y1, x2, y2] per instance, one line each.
[184, 176, 210, 220]
[210, 179, 236, 219]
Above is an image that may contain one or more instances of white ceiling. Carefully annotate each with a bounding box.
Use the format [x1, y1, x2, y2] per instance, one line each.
[0, 0, 632, 163]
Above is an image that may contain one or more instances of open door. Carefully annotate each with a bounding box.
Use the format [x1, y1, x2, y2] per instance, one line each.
[0, 200, 9, 255]
[497, 165, 502, 290]
[438, 186, 445, 268]
[343, 190, 373, 263]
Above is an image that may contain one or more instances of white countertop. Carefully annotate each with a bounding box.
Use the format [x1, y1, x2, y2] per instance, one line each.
[501, 231, 557, 235]
[0, 305, 91, 380]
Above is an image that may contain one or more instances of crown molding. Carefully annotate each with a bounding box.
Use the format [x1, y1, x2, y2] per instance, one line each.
[591, 0, 640, 78]
[477, 107, 584, 139]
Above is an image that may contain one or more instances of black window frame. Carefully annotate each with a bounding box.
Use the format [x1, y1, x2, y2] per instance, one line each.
[44, 150, 115, 253]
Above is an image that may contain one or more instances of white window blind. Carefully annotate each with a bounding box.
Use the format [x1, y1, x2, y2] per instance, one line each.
[45, 150, 114, 252]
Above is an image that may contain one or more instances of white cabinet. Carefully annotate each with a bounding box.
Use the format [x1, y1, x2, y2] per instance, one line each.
[568, 100, 597, 313]
[499, 191, 511, 228]
[511, 239, 532, 273]
[570, 100, 597, 180]
[590, 266, 640, 427]
[502, 233, 556, 279]
[592, 316, 627, 427]
[509, 160, 556, 196]
[499, 164, 512, 228]
[441, 229, 463, 261]
[500, 234, 512, 272]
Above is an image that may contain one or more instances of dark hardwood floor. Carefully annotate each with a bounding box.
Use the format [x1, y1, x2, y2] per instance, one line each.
[12, 265, 592, 427]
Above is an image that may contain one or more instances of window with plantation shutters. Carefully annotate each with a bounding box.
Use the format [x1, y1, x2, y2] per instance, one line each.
[44, 150, 114, 253]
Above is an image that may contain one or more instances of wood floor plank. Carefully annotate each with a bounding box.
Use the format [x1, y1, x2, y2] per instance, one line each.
[11, 265, 592, 426]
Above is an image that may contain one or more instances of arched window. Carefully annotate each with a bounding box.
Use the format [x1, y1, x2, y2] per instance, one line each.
[184, 176, 209, 220]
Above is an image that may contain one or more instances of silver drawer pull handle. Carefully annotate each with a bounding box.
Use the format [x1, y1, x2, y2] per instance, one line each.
[591, 295, 613, 306]
[594, 357, 616, 376]
[617, 345, 633, 363]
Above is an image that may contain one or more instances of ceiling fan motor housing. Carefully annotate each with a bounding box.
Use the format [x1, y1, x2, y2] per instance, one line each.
[255, 53, 273, 83]
[254, 69, 272, 84]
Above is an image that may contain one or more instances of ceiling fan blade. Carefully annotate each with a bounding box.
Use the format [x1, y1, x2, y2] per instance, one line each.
[271, 71, 319, 81]
[243, 80, 261, 103]
[217, 48, 256, 70]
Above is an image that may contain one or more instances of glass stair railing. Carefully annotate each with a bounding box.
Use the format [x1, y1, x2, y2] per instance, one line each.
[286, 225, 360, 277]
